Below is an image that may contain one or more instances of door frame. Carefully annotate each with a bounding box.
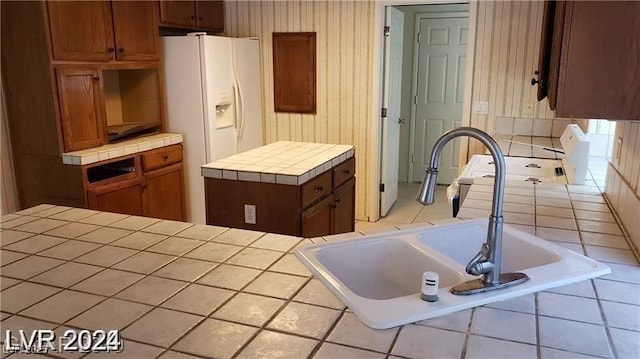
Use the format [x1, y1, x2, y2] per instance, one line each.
[368, 0, 477, 222]
[407, 10, 470, 183]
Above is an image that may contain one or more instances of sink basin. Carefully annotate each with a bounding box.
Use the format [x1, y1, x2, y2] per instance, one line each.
[295, 219, 610, 329]
[316, 239, 462, 300]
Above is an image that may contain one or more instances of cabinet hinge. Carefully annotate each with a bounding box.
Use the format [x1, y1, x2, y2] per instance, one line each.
[417, 32, 421, 43]
[381, 107, 388, 118]
[379, 183, 385, 192]
[384, 26, 390, 37]
[411, 154, 415, 164]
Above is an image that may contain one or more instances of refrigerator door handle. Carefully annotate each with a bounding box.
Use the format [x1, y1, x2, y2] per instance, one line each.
[231, 42, 245, 153]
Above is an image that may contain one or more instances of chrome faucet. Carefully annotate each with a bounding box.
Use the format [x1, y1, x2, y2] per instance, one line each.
[416, 127, 529, 295]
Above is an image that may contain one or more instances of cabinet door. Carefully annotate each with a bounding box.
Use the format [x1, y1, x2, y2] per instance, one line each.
[332, 177, 355, 234]
[56, 67, 107, 151]
[159, 1, 197, 28]
[111, 1, 159, 61]
[301, 195, 333, 238]
[555, 1, 640, 119]
[143, 162, 186, 221]
[47, 1, 115, 61]
[87, 178, 144, 216]
[196, 1, 224, 32]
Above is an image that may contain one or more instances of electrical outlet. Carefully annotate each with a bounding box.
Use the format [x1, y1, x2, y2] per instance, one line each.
[474, 101, 489, 115]
[244, 204, 256, 224]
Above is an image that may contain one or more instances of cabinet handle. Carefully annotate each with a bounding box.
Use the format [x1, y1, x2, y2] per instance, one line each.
[118, 48, 125, 53]
[108, 47, 115, 53]
[92, 75, 100, 81]
[335, 198, 341, 205]
[531, 70, 540, 86]
[190, 15, 196, 19]
[162, 154, 169, 161]
[314, 187, 323, 194]
[342, 170, 350, 174]
[198, 17, 203, 20]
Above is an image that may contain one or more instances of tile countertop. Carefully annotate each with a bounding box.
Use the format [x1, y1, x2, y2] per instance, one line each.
[1, 186, 639, 358]
[201, 141, 355, 185]
[490, 134, 563, 159]
[62, 133, 184, 166]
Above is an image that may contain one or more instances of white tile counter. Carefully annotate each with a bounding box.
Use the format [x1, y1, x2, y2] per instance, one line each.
[62, 133, 184, 166]
[202, 141, 355, 185]
[1, 201, 638, 358]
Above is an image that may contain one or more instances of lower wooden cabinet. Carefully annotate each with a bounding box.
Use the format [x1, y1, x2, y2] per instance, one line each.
[143, 162, 185, 221]
[85, 144, 186, 221]
[206, 157, 355, 237]
[87, 178, 144, 216]
[301, 178, 355, 237]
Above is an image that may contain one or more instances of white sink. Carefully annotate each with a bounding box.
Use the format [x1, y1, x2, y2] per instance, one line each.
[295, 219, 610, 329]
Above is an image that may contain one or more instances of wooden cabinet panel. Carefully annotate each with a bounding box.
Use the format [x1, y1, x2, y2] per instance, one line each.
[301, 195, 333, 238]
[333, 157, 355, 188]
[56, 67, 106, 151]
[273, 32, 317, 113]
[196, 0, 224, 32]
[47, 1, 114, 61]
[206, 156, 355, 237]
[87, 178, 144, 216]
[85, 147, 185, 221]
[142, 144, 183, 172]
[536, 0, 640, 120]
[111, 1, 159, 61]
[301, 171, 331, 208]
[144, 163, 186, 221]
[159, 0, 197, 28]
[556, 1, 640, 119]
[333, 177, 355, 234]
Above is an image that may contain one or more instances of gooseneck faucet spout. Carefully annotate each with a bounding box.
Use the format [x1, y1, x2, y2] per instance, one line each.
[416, 127, 529, 295]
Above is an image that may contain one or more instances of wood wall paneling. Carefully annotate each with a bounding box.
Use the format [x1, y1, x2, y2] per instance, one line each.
[606, 121, 640, 250]
[469, 1, 555, 156]
[224, 0, 559, 220]
[224, 0, 374, 220]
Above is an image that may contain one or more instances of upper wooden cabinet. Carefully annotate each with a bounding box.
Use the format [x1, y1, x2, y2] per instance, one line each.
[159, 0, 224, 33]
[47, 1, 159, 62]
[56, 67, 107, 151]
[158, 1, 197, 28]
[534, 0, 640, 120]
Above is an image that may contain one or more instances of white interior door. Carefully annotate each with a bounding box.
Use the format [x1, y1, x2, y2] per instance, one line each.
[380, 7, 404, 217]
[412, 14, 468, 184]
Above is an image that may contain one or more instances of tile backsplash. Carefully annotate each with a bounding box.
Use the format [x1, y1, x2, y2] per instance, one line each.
[495, 117, 586, 137]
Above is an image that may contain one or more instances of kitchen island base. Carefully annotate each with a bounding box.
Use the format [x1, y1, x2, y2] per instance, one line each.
[205, 157, 355, 237]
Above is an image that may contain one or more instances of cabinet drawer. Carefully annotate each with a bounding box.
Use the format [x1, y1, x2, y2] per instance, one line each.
[301, 195, 333, 238]
[142, 144, 183, 172]
[301, 171, 331, 208]
[333, 157, 355, 187]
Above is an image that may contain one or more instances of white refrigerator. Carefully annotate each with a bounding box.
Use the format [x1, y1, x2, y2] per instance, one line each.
[162, 34, 264, 224]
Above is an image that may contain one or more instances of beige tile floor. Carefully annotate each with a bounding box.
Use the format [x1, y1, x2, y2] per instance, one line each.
[0, 155, 638, 359]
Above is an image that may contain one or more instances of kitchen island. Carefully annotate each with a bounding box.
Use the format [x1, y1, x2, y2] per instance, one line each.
[202, 141, 355, 237]
[1, 178, 637, 358]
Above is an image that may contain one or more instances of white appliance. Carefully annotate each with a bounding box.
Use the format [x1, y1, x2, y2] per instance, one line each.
[162, 34, 264, 223]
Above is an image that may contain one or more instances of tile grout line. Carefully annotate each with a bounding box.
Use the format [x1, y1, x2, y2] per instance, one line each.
[570, 190, 617, 359]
